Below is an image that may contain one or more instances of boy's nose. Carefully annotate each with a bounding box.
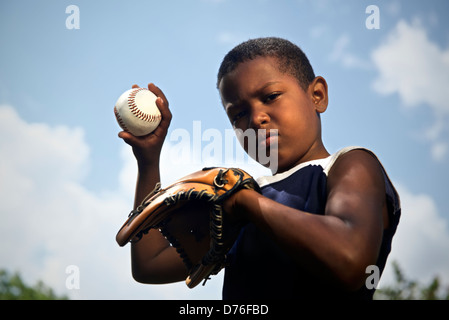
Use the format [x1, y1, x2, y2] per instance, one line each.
[249, 108, 270, 129]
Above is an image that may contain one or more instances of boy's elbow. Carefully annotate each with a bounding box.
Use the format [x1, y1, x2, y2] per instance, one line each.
[131, 260, 162, 284]
[333, 252, 374, 292]
[132, 267, 165, 284]
[132, 265, 152, 284]
[132, 267, 170, 284]
[337, 268, 368, 292]
[131, 259, 187, 284]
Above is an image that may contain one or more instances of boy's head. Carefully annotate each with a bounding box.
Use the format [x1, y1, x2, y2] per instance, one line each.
[217, 37, 315, 91]
[217, 37, 329, 173]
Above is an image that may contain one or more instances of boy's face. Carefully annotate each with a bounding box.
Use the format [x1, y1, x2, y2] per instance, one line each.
[219, 56, 328, 173]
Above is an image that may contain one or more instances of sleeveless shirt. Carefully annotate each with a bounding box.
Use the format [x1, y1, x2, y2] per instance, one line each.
[222, 147, 401, 300]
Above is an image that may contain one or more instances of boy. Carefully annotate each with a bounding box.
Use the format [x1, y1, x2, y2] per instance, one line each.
[118, 37, 401, 299]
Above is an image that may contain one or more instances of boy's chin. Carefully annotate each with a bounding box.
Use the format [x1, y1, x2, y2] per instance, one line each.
[257, 156, 279, 175]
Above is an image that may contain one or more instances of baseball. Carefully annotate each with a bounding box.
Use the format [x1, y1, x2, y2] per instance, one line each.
[114, 87, 162, 136]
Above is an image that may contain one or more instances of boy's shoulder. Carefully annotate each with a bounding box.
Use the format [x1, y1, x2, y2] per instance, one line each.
[325, 147, 387, 193]
[323, 146, 379, 175]
[257, 146, 378, 186]
[324, 146, 394, 186]
[326, 146, 401, 214]
[324, 147, 386, 187]
[258, 146, 399, 207]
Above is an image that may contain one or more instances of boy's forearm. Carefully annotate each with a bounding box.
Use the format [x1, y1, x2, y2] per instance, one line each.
[231, 189, 378, 290]
[133, 159, 161, 209]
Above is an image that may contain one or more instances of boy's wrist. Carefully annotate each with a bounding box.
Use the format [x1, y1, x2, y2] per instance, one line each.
[224, 189, 254, 223]
[136, 159, 160, 178]
[137, 156, 159, 168]
[134, 147, 161, 168]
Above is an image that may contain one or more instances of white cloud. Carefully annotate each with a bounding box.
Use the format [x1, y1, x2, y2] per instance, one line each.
[0, 105, 227, 299]
[0, 105, 133, 299]
[380, 183, 449, 289]
[430, 142, 448, 163]
[384, 0, 401, 17]
[329, 34, 371, 69]
[0, 106, 89, 185]
[371, 20, 449, 161]
[372, 20, 449, 113]
[0, 106, 271, 299]
[2, 105, 448, 298]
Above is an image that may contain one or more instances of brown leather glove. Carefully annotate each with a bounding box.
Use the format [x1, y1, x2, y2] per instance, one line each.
[116, 167, 261, 288]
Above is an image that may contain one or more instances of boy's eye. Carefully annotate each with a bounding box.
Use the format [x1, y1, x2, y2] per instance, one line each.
[264, 92, 281, 103]
[232, 110, 247, 125]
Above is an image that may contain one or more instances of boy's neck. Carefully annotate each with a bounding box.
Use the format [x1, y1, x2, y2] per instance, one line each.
[275, 142, 329, 175]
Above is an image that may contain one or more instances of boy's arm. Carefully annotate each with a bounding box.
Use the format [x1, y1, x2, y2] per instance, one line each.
[119, 83, 187, 284]
[225, 149, 388, 290]
[129, 164, 187, 284]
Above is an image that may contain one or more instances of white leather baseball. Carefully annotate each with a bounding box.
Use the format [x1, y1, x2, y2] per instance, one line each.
[114, 88, 162, 136]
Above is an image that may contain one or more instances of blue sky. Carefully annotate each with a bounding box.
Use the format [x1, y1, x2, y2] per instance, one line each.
[1, 0, 449, 299]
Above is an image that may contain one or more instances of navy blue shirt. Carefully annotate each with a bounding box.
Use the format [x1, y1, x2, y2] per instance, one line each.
[222, 147, 401, 300]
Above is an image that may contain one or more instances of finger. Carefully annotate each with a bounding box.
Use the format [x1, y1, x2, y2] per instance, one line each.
[153, 97, 172, 135]
[118, 130, 136, 144]
[118, 131, 153, 150]
[156, 97, 172, 122]
[148, 83, 169, 108]
[147, 83, 172, 133]
[132, 84, 140, 89]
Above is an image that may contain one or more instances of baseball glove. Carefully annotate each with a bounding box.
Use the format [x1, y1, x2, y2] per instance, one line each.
[116, 167, 261, 288]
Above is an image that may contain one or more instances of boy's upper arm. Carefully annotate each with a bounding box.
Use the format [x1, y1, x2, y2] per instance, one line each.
[325, 149, 388, 263]
[131, 228, 188, 284]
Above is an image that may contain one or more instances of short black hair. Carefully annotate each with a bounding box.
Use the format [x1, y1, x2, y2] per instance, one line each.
[217, 37, 315, 90]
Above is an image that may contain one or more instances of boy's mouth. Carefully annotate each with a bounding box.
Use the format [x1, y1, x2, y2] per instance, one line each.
[259, 129, 278, 150]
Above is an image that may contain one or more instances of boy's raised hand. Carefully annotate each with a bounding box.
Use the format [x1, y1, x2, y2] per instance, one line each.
[118, 83, 172, 165]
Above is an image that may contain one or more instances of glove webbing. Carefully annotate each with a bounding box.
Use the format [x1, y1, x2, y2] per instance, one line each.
[126, 168, 257, 285]
[159, 189, 224, 274]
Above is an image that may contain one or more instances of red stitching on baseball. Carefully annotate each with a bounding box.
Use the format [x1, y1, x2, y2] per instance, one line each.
[126, 88, 162, 123]
[114, 106, 129, 132]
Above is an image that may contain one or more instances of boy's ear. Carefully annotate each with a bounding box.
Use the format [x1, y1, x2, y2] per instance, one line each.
[309, 76, 328, 113]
